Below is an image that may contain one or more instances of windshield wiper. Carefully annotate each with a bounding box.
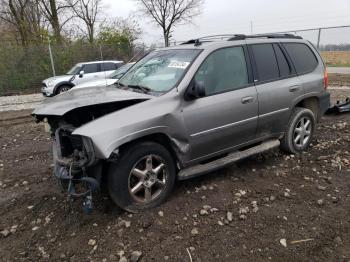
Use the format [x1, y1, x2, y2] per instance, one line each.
[127, 84, 152, 93]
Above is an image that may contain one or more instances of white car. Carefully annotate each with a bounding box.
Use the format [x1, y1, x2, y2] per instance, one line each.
[41, 60, 124, 96]
[72, 63, 135, 90]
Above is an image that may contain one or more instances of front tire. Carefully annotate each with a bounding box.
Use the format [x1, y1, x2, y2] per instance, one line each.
[56, 85, 71, 94]
[108, 142, 176, 213]
[280, 107, 316, 154]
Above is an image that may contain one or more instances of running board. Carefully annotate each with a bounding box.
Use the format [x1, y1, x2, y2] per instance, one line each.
[177, 139, 280, 180]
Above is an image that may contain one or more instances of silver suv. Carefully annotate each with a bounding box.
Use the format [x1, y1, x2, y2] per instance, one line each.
[33, 34, 330, 213]
[41, 60, 124, 96]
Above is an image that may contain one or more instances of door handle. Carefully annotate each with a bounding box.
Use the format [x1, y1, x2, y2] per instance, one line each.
[289, 85, 301, 92]
[241, 96, 254, 104]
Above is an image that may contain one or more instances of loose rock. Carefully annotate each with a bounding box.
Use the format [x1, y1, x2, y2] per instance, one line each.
[317, 199, 324, 206]
[130, 251, 142, 262]
[280, 238, 287, 247]
[317, 185, 326, 191]
[88, 239, 96, 246]
[200, 209, 209, 215]
[227, 212, 233, 222]
[1, 229, 10, 237]
[191, 228, 199, 235]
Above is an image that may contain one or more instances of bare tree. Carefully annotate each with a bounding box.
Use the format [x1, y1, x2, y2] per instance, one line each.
[37, 0, 73, 44]
[0, 0, 46, 46]
[68, 0, 102, 43]
[135, 0, 203, 47]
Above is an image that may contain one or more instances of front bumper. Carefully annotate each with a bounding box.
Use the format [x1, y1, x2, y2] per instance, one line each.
[41, 84, 54, 97]
[52, 127, 101, 210]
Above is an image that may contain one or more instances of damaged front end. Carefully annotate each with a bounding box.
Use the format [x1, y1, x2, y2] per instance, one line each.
[32, 86, 153, 213]
[53, 126, 101, 213]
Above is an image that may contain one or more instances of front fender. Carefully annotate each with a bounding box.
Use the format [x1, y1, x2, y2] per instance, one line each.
[72, 90, 190, 160]
[105, 125, 170, 157]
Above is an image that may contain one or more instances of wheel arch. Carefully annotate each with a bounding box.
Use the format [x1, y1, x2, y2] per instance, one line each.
[53, 81, 75, 95]
[294, 96, 320, 121]
[113, 132, 186, 169]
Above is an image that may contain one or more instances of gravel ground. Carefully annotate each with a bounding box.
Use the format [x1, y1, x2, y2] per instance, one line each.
[0, 93, 44, 112]
[0, 89, 349, 261]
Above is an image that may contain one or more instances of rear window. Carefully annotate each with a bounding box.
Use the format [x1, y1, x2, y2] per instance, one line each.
[251, 44, 279, 82]
[282, 43, 318, 74]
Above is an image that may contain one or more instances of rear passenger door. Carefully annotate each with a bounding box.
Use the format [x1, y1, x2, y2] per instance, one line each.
[249, 43, 303, 137]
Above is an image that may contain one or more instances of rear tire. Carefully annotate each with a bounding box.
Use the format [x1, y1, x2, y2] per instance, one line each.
[280, 107, 316, 154]
[108, 142, 176, 213]
[56, 85, 71, 94]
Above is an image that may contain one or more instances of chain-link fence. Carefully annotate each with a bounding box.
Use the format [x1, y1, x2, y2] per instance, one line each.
[1, 25, 350, 96]
[0, 41, 147, 96]
[171, 25, 350, 67]
[275, 26, 350, 67]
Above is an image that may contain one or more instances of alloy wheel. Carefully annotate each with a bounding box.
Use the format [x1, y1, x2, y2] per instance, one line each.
[293, 116, 312, 148]
[128, 154, 168, 203]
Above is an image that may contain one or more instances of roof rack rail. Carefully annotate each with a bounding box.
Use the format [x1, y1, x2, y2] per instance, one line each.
[181, 34, 247, 46]
[180, 33, 302, 46]
[228, 33, 302, 41]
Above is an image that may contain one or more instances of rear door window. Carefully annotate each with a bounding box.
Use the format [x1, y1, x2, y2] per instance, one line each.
[273, 44, 292, 78]
[101, 62, 117, 71]
[282, 43, 318, 74]
[251, 44, 279, 82]
[83, 63, 99, 73]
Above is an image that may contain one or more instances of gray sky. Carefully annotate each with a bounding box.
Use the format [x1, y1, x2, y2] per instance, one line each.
[103, 0, 350, 46]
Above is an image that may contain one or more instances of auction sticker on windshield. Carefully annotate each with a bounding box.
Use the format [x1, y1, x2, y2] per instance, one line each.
[168, 61, 190, 69]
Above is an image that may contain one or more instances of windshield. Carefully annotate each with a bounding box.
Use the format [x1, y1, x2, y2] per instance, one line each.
[109, 63, 134, 79]
[118, 49, 201, 92]
[66, 64, 82, 75]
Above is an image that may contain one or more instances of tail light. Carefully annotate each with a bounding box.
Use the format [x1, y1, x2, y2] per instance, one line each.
[324, 68, 328, 89]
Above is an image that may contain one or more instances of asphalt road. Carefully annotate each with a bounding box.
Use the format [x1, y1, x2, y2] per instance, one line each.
[327, 67, 350, 74]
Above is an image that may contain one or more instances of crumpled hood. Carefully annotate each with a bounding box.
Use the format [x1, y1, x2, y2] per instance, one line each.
[32, 85, 152, 116]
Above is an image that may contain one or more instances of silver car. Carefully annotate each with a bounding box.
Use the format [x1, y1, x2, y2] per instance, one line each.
[33, 34, 330, 213]
[72, 62, 136, 90]
[41, 60, 124, 96]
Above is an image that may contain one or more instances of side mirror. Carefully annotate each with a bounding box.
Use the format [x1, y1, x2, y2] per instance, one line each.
[185, 79, 206, 100]
[79, 70, 84, 78]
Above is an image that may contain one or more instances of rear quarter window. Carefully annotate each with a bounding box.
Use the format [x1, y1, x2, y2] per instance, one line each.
[282, 43, 318, 74]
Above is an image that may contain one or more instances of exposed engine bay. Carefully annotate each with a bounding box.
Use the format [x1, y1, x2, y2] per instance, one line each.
[34, 99, 148, 213]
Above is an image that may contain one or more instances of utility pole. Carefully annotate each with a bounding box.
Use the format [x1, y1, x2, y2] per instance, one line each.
[48, 38, 56, 77]
[99, 45, 104, 60]
[250, 21, 253, 34]
[317, 28, 322, 49]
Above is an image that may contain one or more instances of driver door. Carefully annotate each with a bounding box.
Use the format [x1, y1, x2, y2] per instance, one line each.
[182, 46, 259, 162]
